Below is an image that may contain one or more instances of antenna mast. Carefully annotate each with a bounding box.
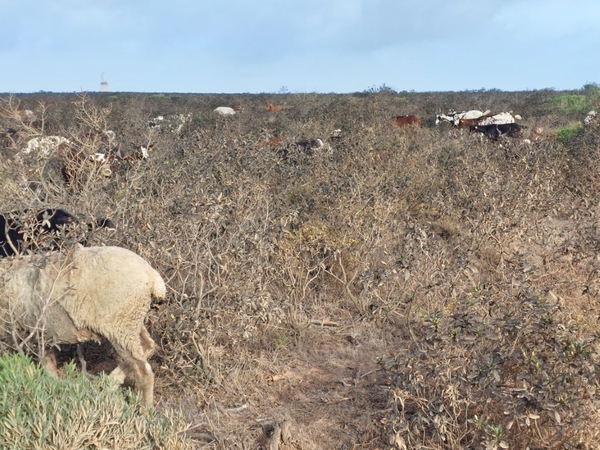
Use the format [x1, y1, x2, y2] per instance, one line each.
[100, 73, 109, 92]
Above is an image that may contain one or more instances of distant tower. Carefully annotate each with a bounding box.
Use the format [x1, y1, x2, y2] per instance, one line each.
[100, 73, 109, 92]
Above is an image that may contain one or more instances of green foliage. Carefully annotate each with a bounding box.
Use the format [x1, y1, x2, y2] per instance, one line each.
[556, 122, 584, 146]
[582, 83, 600, 108]
[551, 94, 590, 112]
[582, 82, 600, 95]
[0, 353, 193, 450]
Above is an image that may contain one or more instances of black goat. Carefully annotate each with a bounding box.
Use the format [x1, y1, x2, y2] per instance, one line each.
[0, 208, 114, 257]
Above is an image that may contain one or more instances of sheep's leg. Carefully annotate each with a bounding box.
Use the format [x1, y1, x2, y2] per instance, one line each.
[109, 327, 154, 386]
[132, 359, 154, 408]
[76, 344, 87, 376]
[110, 357, 154, 408]
[139, 327, 155, 358]
[111, 339, 155, 408]
[109, 364, 127, 385]
[41, 348, 60, 378]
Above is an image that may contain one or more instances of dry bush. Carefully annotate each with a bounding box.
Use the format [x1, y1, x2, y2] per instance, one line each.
[1, 90, 600, 448]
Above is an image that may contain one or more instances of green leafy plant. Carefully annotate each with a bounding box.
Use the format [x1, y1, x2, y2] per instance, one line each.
[0, 353, 193, 450]
[556, 122, 584, 145]
[551, 94, 590, 112]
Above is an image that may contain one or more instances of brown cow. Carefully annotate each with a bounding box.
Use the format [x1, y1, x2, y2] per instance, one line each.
[394, 115, 420, 127]
[267, 103, 283, 111]
[457, 113, 496, 130]
[257, 136, 283, 149]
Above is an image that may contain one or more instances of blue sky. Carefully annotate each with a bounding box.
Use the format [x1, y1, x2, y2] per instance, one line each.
[1, 0, 598, 93]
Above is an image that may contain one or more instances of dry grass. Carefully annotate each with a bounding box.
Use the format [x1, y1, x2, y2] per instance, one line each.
[1, 89, 600, 449]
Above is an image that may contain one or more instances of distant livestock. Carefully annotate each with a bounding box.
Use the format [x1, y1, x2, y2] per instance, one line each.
[58, 144, 114, 184]
[57, 141, 149, 187]
[0, 208, 114, 258]
[436, 110, 489, 127]
[21, 129, 118, 159]
[22, 136, 72, 157]
[529, 126, 545, 141]
[458, 112, 520, 130]
[394, 115, 420, 127]
[19, 109, 37, 122]
[452, 112, 525, 140]
[16, 131, 137, 189]
[584, 110, 597, 125]
[214, 106, 237, 116]
[148, 113, 191, 134]
[473, 123, 524, 140]
[0, 245, 165, 407]
[0, 107, 36, 121]
[329, 129, 343, 142]
[261, 129, 343, 156]
[267, 103, 284, 111]
[295, 138, 330, 152]
[257, 137, 283, 149]
[1, 208, 74, 257]
[481, 112, 521, 124]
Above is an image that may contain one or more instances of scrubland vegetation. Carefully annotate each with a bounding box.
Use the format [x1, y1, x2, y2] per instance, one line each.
[1, 84, 600, 449]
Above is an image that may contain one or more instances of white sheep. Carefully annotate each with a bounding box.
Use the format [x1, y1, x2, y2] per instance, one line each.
[0, 245, 166, 407]
[584, 110, 597, 125]
[214, 106, 237, 116]
[436, 110, 488, 126]
[21, 135, 72, 157]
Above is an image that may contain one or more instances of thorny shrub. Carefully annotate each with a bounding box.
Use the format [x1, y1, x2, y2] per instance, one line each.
[1, 89, 600, 448]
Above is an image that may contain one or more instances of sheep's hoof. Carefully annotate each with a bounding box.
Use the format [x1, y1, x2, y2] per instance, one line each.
[109, 365, 127, 385]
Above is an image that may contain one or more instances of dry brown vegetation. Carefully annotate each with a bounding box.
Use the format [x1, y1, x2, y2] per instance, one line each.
[1, 87, 600, 449]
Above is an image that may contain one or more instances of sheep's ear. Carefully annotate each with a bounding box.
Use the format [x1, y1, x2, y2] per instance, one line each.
[77, 243, 84, 249]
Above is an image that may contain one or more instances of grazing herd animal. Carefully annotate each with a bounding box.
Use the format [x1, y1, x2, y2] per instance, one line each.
[266, 102, 284, 111]
[16, 109, 37, 123]
[435, 110, 490, 127]
[57, 141, 150, 186]
[0, 108, 40, 130]
[21, 135, 72, 157]
[394, 115, 421, 127]
[473, 122, 524, 139]
[0, 245, 165, 407]
[12, 129, 151, 188]
[0, 207, 160, 406]
[148, 113, 191, 134]
[214, 106, 237, 116]
[435, 109, 526, 140]
[0, 208, 75, 257]
[256, 136, 283, 149]
[57, 144, 113, 185]
[0, 98, 552, 409]
[457, 112, 524, 139]
[393, 112, 520, 136]
[584, 110, 597, 125]
[0, 208, 114, 258]
[294, 138, 330, 153]
[258, 129, 343, 159]
[16, 130, 150, 189]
